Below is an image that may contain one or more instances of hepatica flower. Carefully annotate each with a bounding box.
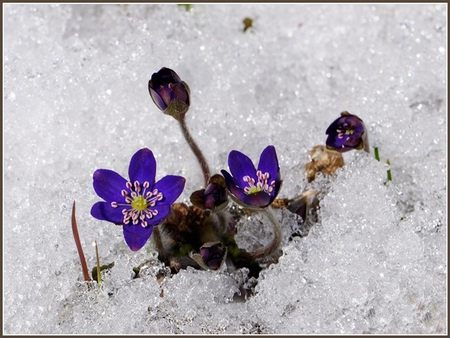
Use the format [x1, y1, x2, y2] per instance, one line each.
[190, 174, 228, 211]
[325, 111, 366, 153]
[91, 148, 186, 251]
[221, 145, 282, 209]
[148, 67, 190, 119]
[189, 242, 228, 271]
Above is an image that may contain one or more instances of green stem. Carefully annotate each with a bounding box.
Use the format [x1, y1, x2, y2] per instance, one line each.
[386, 159, 392, 181]
[249, 206, 282, 260]
[374, 146, 380, 161]
[95, 240, 101, 283]
[71, 201, 92, 288]
[374, 147, 393, 182]
[178, 116, 211, 187]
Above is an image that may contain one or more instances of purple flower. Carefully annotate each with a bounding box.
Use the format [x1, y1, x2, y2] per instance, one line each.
[190, 174, 228, 211]
[91, 148, 186, 251]
[221, 145, 282, 209]
[148, 67, 190, 119]
[189, 242, 228, 271]
[200, 242, 227, 270]
[325, 111, 366, 153]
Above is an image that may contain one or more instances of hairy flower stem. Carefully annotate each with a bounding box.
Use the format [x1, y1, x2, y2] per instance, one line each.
[178, 115, 211, 186]
[249, 206, 282, 260]
[71, 201, 92, 288]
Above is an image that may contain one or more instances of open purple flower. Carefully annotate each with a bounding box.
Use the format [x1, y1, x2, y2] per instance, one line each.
[325, 111, 367, 153]
[148, 67, 190, 119]
[91, 148, 186, 251]
[221, 145, 282, 209]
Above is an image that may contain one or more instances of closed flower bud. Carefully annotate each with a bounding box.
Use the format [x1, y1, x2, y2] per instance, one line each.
[190, 241, 228, 271]
[148, 67, 190, 119]
[190, 174, 229, 212]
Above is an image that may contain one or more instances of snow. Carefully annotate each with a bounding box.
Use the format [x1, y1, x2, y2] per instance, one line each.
[3, 3, 447, 334]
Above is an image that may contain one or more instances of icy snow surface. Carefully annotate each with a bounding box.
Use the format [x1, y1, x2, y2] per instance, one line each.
[3, 3, 447, 335]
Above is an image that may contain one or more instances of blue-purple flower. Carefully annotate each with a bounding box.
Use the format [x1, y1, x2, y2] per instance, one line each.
[148, 67, 190, 119]
[189, 241, 228, 271]
[325, 111, 366, 153]
[221, 145, 282, 209]
[190, 174, 228, 211]
[91, 148, 186, 251]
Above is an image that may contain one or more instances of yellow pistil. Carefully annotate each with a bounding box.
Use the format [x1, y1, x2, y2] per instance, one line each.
[246, 186, 262, 195]
[131, 195, 147, 211]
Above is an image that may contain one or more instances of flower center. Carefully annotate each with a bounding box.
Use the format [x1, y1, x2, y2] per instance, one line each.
[246, 185, 262, 194]
[131, 195, 147, 211]
[243, 170, 275, 196]
[337, 127, 354, 139]
[110, 181, 164, 227]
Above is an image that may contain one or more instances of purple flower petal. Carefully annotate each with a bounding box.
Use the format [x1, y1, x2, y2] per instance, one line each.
[238, 190, 272, 208]
[221, 169, 238, 191]
[153, 175, 186, 204]
[146, 204, 171, 226]
[228, 150, 258, 187]
[170, 82, 190, 105]
[123, 224, 153, 251]
[157, 85, 173, 108]
[325, 116, 342, 135]
[222, 170, 271, 208]
[149, 87, 167, 110]
[156, 67, 182, 85]
[128, 148, 156, 186]
[257, 145, 279, 185]
[326, 133, 348, 149]
[93, 169, 127, 202]
[91, 201, 125, 224]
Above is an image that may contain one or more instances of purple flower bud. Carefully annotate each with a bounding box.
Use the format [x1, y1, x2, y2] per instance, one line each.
[189, 241, 228, 271]
[148, 67, 190, 119]
[325, 111, 366, 153]
[190, 174, 228, 211]
[199, 242, 227, 270]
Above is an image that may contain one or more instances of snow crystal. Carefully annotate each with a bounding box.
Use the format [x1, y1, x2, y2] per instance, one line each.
[3, 3, 446, 334]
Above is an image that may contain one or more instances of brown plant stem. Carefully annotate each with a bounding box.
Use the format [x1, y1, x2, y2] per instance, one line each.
[362, 130, 371, 153]
[71, 201, 91, 286]
[178, 115, 211, 187]
[249, 206, 282, 260]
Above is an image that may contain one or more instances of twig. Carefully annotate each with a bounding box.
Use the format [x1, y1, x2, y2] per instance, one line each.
[71, 201, 92, 287]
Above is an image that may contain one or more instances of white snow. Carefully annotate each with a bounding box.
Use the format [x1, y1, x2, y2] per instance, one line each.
[3, 3, 447, 334]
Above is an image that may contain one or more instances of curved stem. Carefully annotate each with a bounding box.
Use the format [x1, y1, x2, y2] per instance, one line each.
[249, 206, 282, 260]
[178, 116, 211, 186]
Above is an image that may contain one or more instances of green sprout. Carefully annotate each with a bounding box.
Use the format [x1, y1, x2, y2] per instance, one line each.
[374, 147, 392, 183]
[178, 4, 192, 11]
